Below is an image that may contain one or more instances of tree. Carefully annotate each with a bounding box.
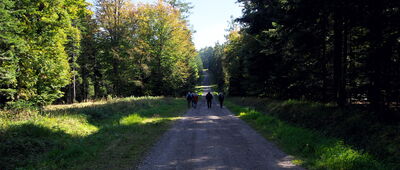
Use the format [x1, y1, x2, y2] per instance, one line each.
[12, 0, 86, 106]
[135, 1, 198, 95]
[213, 0, 399, 118]
[96, 0, 132, 96]
[0, 0, 21, 106]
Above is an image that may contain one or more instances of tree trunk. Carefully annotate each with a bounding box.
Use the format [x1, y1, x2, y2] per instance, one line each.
[93, 55, 102, 98]
[333, 3, 346, 107]
[320, 9, 329, 102]
[367, 1, 386, 119]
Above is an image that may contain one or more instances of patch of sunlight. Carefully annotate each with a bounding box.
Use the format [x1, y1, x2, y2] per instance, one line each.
[45, 101, 108, 111]
[239, 112, 248, 117]
[195, 85, 207, 88]
[142, 117, 181, 123]
[120, 114, 144, 125]
[277, 156, 298, 168]
[36, 115, 98, 137]
[120, 114, 182, 126]
[45, 96, 165, 111]
[195, 84, 217, 89]
[119, 96, 164, 102]
[316, 141, 374, 168]
[292, 159, 304, 165]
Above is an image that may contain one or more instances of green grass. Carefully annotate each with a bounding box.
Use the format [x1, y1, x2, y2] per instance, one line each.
[225, 100, 389, 170]
[0, 96, 186, 169]
[227, 97, 400, 169]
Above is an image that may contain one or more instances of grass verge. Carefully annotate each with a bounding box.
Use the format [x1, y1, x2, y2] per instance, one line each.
[225, 100, 389, 170]
[0, 96, 186, 169]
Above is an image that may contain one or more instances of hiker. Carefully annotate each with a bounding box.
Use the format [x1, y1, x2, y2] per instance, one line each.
[218, 92, 224, 108]
[192, 93, 199, 108]
[186, 92, 193, 108]
[206, 92, 213, 108]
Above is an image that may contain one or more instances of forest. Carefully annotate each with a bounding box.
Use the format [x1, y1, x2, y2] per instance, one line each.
[201, 0, 400, 121]
[0, 0, 202, 108]
[199, 0, 399, 167]
[1, 0, 400, 169]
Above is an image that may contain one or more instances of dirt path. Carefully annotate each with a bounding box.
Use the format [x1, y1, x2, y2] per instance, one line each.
[137, 71, 303, 170]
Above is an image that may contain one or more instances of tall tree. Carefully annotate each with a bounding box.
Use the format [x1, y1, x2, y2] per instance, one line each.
[0, 0, 21, 106]
[135, 1, 198, 95]
[12, 0, 87, 106]
[209, 0, 399, 118]
[96, 0, 131, 96]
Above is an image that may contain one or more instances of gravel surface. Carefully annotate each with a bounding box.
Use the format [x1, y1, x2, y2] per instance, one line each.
[137, 72, 303, 170]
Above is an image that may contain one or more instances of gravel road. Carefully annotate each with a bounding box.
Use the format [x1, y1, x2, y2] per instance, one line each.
[137, 72, 303, 170]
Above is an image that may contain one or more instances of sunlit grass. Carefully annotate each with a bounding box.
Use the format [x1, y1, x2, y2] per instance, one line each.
[0, 96, 186, 169]
[226, 101, 387, 170]
[37, 114, 99, 137]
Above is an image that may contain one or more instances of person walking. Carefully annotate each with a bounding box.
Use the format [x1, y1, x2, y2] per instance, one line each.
[186, 92, 193, 108]
[218, 92, 225, 108]
[192, 93, 199, 108]
[206, 92, 213, 109]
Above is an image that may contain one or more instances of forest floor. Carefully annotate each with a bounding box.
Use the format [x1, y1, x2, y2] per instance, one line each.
[137, 71, 302, 169]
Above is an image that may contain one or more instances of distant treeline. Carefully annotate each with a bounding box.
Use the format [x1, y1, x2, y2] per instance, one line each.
[201, 0, 399, 119]
[0, 0, 202, 107]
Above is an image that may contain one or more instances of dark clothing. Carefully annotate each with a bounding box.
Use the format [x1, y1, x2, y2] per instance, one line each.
[186, 94, 192, 108]
[206, 93, 213, 100]
[218, 94, 224, 108]
[186, 94, 193, 100]
[206, 93, 213, 108]
[207, 100, 212, 108]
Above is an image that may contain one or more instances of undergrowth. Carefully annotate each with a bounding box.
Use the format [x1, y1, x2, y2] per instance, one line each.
[0, 96, 186, 169]
[226, 100, 395, 170]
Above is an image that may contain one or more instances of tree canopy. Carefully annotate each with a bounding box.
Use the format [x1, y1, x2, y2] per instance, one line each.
[0, 0, 200, 107]
[201, 0, 400, 120]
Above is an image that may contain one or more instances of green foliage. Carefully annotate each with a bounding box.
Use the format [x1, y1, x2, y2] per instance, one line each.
[80, 0, 199, 99]
[0, 97, 186, 169]
[0, 0, 21, 105]
[198, 44, 226, 92]
[206, 0, 400, 118]
[167, 0, 193, 21]
[134, 2, 199, 96]
[227, 97, 400, 169]
[1, 0, 198, 106]
[226, 100, 390, 169]
[0, 0, 90, 107]
[15, 0, 79, 106]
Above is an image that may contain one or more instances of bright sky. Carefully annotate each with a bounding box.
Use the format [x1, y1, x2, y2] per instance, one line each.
[186, 0, 243, 49]
[87, 0, 243, 50]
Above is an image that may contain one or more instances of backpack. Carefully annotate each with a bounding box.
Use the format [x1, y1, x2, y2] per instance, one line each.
[206, 93, 212, 100]
[219, 94, 224, 100]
